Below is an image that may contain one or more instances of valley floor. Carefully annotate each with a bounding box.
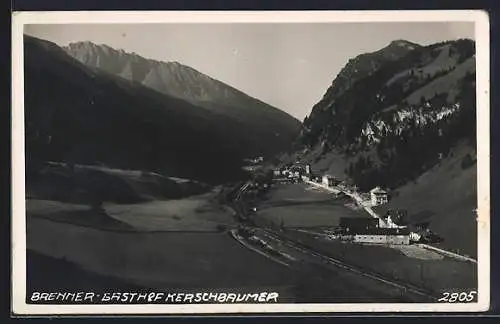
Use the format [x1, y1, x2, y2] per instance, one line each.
[26, 196, 411, 303]
[23, 157, 478, 304]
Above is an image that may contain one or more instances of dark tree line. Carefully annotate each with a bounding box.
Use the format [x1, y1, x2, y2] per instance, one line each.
[24, 39, 250, 185]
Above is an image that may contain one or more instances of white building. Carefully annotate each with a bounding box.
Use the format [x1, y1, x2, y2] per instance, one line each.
[353, 228, 410, 245]
[409, 232, 422, 242]
[322, 175, 337, 187]
[384, 214, 406, 229]
[370, 187, 389, 206]
[354, 234, 410, 245]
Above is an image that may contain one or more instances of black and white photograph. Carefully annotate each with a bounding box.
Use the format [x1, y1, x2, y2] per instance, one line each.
[11, 11, 490, 314]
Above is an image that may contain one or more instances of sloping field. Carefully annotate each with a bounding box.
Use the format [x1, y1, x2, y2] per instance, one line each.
[27, 163, 209, 205]
[255, 205, 365, 229]
[373, 143, 477, 258]
[386, 44, 456, 87]
[253, 183, 369, 228]
[27, 186, 237, 232]
[105, 198, 237, 231]
[392, 245, 444, 260]
[405, 56, 475, 105]
[263, 183, 335, 202]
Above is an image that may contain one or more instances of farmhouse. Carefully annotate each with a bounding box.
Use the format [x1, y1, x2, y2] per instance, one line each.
[353, 227, 411, 245]
[370, 187, 389, 206]
[339, 217, 411, 244]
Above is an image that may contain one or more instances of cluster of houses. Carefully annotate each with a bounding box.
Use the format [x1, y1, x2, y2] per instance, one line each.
[273, 163, 391, 208]
[273, 163, 309, 183]
[323, 179, 390, 208]
[274, 163, 327, 183]
[272, 162, 429, 245]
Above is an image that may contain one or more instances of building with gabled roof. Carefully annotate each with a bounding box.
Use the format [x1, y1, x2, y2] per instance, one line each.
[370, 186, 389, 206]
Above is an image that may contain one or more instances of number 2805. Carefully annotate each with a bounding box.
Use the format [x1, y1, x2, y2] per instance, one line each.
[438, 291, 477, 303]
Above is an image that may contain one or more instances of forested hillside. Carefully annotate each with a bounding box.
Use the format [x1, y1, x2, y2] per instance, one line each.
[297, 39, 476, 191]
[64, 41, 301, 157]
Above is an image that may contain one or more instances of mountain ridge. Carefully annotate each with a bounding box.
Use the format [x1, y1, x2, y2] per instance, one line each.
[63, 41, 301, 137]
[313, 39, 423, 111]
[294, 38, 475, 191]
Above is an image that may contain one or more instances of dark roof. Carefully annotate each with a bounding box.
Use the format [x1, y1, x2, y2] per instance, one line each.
[340, 217, 379, 228]
[354, 227, 410, 235]
[372, 204, 390, 215]
[372, 205, 415, 226]
[340, 217, 378, 223]
[373, 205, 404, 215]
[370, 187, 388, 194]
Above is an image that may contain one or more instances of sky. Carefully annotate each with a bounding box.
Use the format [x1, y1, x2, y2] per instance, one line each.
[25, 22, 474, 120]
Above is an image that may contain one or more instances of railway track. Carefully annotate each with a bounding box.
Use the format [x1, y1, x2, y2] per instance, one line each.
[259, 228, 438, 302]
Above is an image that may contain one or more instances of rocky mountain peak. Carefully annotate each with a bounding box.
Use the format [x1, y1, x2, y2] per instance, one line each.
[388, 39, 420, 50]
[310, 39, 421, 117]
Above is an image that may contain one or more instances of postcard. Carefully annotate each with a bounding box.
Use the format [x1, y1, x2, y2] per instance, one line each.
[11, 10, 490, 315]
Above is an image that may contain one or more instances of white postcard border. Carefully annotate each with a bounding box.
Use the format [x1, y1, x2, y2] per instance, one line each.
[11, 10, 491, 315]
